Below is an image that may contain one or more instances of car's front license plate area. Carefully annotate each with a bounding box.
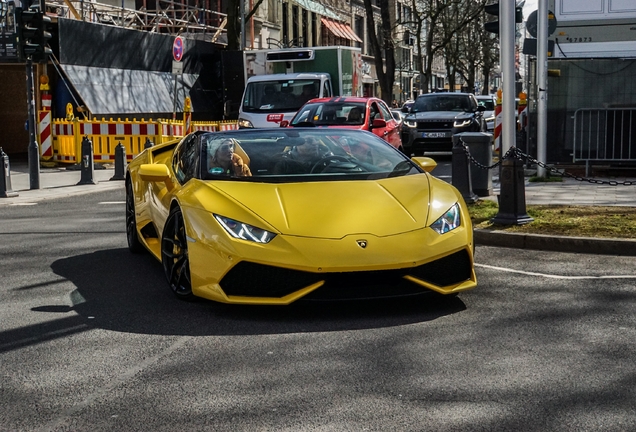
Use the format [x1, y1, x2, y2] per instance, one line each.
[422, 132, 449, 138]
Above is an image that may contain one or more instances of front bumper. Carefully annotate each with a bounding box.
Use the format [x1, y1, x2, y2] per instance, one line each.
[189, 227, 476, 305]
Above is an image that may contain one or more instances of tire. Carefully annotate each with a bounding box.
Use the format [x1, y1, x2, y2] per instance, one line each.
[161, 206, 194, 300]
[126, 180, 145, 253]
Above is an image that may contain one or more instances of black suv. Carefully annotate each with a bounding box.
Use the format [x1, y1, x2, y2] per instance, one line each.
[400, 93, 486, 154]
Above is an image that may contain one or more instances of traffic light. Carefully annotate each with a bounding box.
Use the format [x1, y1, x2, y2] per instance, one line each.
[484, 3, 523, 34]
[15, 3, 52, 63]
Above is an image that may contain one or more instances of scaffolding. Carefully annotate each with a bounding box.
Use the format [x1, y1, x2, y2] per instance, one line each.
[45, 0, 227, 43]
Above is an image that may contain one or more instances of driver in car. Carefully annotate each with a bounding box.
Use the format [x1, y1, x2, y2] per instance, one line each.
[273, 136, 333, 174]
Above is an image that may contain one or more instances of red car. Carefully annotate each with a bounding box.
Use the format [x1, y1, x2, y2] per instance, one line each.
[282, 97, 404, 152]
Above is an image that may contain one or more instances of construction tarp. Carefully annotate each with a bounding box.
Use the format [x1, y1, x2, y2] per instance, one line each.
[59, 64, 198, 115]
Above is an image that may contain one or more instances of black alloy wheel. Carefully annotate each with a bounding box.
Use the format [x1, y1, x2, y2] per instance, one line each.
[161, 207, 194, 300]
[126, 180, 144, 253]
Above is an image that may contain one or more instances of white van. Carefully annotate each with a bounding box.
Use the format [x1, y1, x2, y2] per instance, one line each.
[237, 73, 333, 128]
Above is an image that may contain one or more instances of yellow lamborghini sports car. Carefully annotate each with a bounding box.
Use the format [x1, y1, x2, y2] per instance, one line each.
[126, 128, 476, 305]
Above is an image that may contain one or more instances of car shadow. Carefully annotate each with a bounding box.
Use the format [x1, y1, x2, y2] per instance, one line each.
[49, 248, 467, 336]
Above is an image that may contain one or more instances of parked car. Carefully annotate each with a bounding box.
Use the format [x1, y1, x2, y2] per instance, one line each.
[391, 108, 406, 124]
[401, 99, 415, 114]
[283, 97, 403, 152]
[126, 128, 477, 304]
[476, 95, 497, 132]
[400, 92, 486, 154]
[390, 108, 405, 133]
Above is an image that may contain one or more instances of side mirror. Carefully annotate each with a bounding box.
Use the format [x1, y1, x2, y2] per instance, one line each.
[280, 120, 290, 127]
[476, 105, 486, 112]
[371, 118, 387, 129]
[139, 163, 174, 190]
[411, 156, 437, 173]
[401, 106, 409, 113]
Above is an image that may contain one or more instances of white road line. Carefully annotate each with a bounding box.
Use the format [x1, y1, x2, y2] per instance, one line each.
[476, 263, 636, 280]
[98, 201, 125, 205]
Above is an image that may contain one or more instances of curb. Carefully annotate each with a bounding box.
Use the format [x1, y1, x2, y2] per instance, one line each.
[0, 181, 124, 205]
[475, 229, 636, 256]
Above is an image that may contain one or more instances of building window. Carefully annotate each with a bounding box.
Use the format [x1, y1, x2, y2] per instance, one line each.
[292, 5, 299, 46]
[268, 0, 277, 22]
[282, 2, 288, 45]
[302, 9, 308, 47]
[355, 15, 364, 52]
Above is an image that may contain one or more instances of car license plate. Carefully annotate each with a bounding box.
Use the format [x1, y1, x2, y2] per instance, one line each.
[422, 132, 448, 138]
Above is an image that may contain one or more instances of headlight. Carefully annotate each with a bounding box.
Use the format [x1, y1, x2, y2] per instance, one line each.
[430, 203, 461, 234]
[453, 119, 471, 128]
[403, 119, 417, 128]
[237, 118, 254, 128]
[484, 115, 495, 122]
[214, 215, 276, 243]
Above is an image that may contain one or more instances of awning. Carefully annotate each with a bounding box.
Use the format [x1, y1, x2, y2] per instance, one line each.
[321, 18, 363, 43]
[294, 0, 341, 20]
[59, 64, 199, 115]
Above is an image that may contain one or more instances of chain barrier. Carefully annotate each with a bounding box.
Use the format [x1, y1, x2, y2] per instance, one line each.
[458, 138, 636, 186]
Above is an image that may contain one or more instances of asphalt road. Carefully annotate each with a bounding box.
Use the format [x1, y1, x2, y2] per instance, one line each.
[2, 187, 636, 431]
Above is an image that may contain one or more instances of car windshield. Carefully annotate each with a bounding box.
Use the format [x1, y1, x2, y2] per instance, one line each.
[242, 79, 321, 113]
[477, 98, 495, 110]
[201, 129, 420, 182]
[411, 95, 472, 113]
[291, 102, 367, 126]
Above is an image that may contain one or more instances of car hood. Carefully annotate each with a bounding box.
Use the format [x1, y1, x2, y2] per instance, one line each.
[197, 175, 435, 239]
[409, 111, 472, 121]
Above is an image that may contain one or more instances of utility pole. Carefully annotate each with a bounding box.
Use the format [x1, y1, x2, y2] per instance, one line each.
[499, 1, 516, 156]
[16, 0, 52, 189]
[536, 0, 548, 177]
[25, 57, 40, 189]
[484, 2, 523, 155]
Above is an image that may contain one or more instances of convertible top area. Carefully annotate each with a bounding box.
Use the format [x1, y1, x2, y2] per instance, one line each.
[199, 129, 418, 180]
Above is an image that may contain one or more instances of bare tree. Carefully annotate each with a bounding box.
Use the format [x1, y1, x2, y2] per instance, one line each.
[226, 0, 265, 51]
[409, 0, 484, 93]
[362, 0, 396, 105]
[443, 0, 487, 92]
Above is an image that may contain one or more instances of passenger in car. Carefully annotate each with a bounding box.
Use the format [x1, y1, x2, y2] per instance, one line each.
[272, 136, 332, 174]
[208, 138, 252, 177]
[261, 85, 278, 106]
[347, 107, 364, 124]
[298, 83, 317, 105]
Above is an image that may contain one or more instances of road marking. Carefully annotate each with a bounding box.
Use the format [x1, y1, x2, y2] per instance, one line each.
[476, 263, 636, 280]
[98, 201, 125, 205]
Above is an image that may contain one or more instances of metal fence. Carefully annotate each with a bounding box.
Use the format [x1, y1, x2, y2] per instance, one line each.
[573, 108, 636, 176]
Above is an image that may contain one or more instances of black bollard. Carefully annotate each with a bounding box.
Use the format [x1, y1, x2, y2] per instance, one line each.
[144, 138, 154, 149]
[0, 148, 19, 198]
[77, 136, 98, 185]
[491, 151, 533, 225]
[451, 135, 478, 204]
[110, 143, 126, 181]
[461, 132, 493, 197]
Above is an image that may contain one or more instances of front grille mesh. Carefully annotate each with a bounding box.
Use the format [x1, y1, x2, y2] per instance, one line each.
[220, 250, 472, 298]
[416, 121, 453, 130]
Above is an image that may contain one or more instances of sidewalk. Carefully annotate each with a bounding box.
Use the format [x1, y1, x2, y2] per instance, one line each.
[2, 159, 636, 255]
[1, 160, 123, 204]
